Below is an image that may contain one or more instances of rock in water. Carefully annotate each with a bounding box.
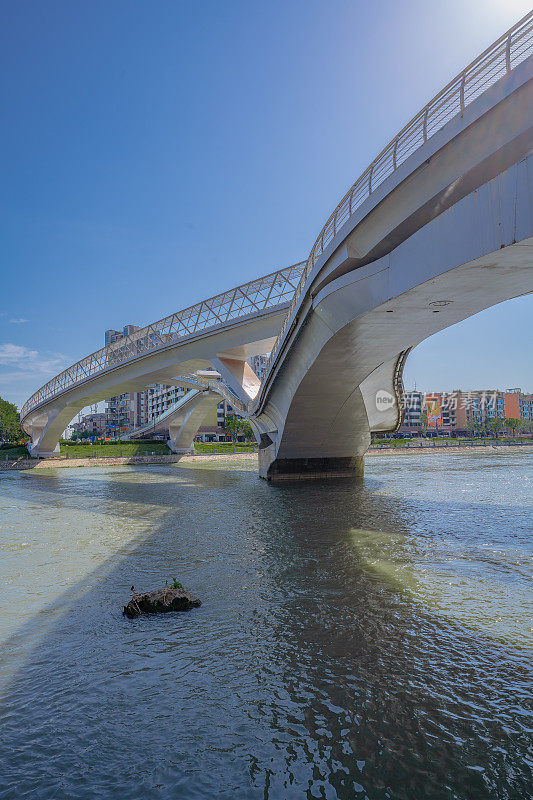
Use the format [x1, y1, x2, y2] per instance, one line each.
[123, 587, 201, 619]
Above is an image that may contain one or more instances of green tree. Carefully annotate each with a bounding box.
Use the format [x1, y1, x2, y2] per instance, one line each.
[0, 397, 23, 442]
[419, 411, 428, 432]
[487, 417, 503, 438]
[224, 415, 254, 443]
[239, 420, 254, 441]
[224, 414, 241, 443]
[469, 418, 485, 437]
[466, 420, 476, 437]
[505, 418, 521, 437]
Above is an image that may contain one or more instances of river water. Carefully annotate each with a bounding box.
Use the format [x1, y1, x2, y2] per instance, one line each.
[0, 451, 531, 800]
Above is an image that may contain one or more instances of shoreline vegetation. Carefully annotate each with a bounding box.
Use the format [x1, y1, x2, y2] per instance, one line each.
[0, 440, 257, 462]
[0, 440, 532, 471]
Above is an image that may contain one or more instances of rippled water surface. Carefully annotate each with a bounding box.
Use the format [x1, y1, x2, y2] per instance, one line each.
[0, 452, 531, 799]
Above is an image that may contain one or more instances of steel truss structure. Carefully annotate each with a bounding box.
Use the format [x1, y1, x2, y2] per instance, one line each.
[21, 263, 305, 421]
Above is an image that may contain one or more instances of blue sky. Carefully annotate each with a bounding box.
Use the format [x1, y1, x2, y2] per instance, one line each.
[1, 0, 531, 408]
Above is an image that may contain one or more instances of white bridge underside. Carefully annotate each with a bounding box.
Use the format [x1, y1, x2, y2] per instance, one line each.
[21, 41, 533, 478]
[252, 58, 533, 478]
[257, 232, 532, 475]
[23, 309, 286, 457]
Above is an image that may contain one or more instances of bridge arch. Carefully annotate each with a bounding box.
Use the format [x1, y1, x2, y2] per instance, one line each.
[20, 265, 303, 456]
[248, 21, 533, 479]
[254, 159, 533, 478]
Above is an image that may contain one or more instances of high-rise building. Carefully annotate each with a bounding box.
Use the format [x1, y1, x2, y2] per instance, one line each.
[142, 383, 233, 435]
[402, 391, 424, 430]
[247, 355, 268, 382]
[104, 325, 139, 346]
[144, 384, 188, 421]
[104, 325, 145, 435]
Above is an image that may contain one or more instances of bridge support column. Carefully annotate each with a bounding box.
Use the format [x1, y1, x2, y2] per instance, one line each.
[259, 447, 364, 482]
[23, 404, 78, 458]
[167, 390, 221, 454]
[27, 441, 60, 459]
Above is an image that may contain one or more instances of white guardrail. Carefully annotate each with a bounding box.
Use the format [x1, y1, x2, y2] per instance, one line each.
[20, 263, 305, 421]
[263, 11, 533, 377]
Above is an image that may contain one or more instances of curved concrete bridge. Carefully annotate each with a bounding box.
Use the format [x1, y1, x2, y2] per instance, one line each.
[21, 13, 533, 480]
[20, 264, 304, 457]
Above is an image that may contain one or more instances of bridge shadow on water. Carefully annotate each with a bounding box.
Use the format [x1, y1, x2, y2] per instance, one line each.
[0, 463, 531, 800]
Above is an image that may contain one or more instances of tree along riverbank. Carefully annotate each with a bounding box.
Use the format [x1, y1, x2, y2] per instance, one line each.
[0, 440, 257, 462]
[2, 437, 531, 464]
[1, 442, 532, 470]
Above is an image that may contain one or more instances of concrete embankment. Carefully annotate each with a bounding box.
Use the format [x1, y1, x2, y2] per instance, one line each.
[0, 452, 258, 470]
[367, 443, 533, 456]
[0, 444, 531, 471]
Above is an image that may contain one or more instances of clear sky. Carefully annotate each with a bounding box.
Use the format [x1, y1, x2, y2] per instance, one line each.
[1, 0, 531, 409]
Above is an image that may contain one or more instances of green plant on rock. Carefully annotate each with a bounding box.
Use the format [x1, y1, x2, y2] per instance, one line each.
[171, 578, 184, 590]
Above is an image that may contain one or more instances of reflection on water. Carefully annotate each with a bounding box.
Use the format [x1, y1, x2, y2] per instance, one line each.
[0, 452, 531, 799]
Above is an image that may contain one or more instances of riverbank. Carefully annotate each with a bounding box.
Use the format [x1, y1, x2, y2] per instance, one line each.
[367, 442, 533, 455]
[0, 452, 258, 470]
[1, 443, 531, 470]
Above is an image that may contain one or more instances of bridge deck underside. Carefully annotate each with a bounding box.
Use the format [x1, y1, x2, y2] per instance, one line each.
[254, 151, 533, 478]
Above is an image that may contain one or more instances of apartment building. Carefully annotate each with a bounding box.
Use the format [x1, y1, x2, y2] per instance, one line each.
[104, 325, 145, 434]
[502, 388, 533, 420]
[70, 412, 107, 437]
[518, 393, 533, 419]
[248, 355, 268, 382]
[142, 383, 234, 435]
[104, 325, 139, 346]
[399, 387, 532, 435]
[145, 384, 188, 420]
[402, 391, 424, 431]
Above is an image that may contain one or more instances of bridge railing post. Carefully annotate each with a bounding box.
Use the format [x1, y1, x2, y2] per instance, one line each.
[459, 73, 466, 116]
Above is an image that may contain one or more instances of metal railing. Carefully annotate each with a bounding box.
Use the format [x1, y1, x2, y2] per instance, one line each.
[21, 262, 305, 421]
[263, 11, 533, 380]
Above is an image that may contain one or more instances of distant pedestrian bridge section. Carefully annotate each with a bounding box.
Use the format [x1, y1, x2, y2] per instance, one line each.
[20, 264, 304, 456]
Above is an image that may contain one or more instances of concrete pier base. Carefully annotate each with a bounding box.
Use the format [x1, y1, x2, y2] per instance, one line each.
[167, 445, 195, 455]
[26, 442, 60, 459]
[259, 451, 364, 482]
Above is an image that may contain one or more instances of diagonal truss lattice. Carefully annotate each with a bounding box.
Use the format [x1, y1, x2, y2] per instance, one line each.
[21, 263, 305, 421]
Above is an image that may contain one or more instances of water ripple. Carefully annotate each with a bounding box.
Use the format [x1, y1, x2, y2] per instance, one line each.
[0, 454, 531, 799]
